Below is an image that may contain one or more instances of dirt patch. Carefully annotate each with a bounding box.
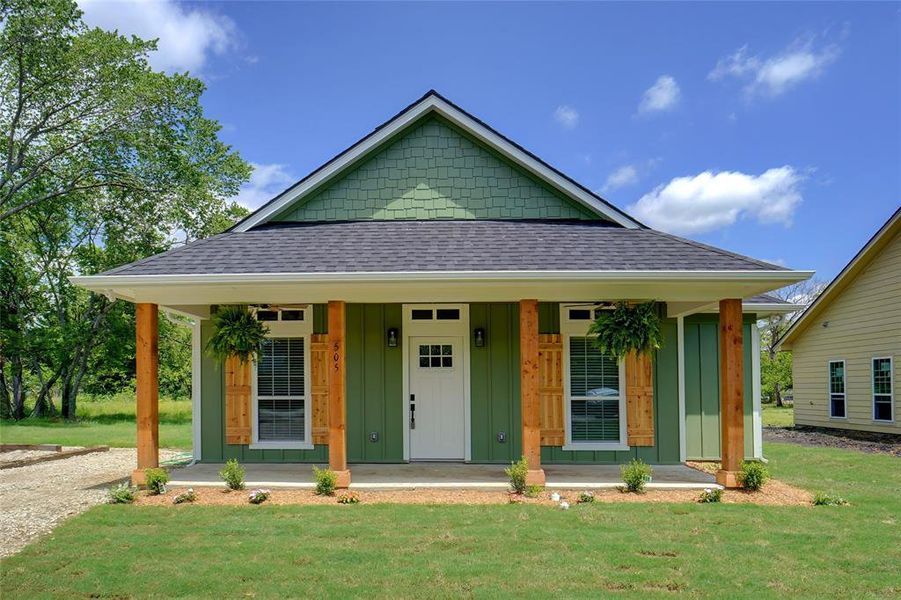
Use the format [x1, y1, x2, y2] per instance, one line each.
[135, 483, 812, 508]
[764, 426, 901, 457]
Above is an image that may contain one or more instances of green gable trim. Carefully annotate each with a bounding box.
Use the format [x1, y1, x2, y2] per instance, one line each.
[273, 115, 601, 222]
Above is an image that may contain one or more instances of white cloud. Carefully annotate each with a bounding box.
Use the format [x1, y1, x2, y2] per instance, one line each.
[602, 165, 639, 192]
[708, 37, 841, 97]
[233, 163, 296, 209]
[628, 166, 804, 234]
[638, 75, 680, 114]
[553, 105, 579, 129]
[78, 0, 238, 72]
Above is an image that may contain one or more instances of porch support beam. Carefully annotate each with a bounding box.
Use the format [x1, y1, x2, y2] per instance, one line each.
[132, 303, 159, 486]
[716, 298, 745, 488]
[519, 299, 545, 485]
[327, 300, 351, 488]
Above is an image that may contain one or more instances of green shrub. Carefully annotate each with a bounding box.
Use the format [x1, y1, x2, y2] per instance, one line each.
[108, 483, 137, 504]
[173, 488, 197, 504]
[738, 461, 769, 491]
[813, 492, 849, 506]
[505, 456, 529, 494]
[313, 466, 337, 496]
[337, 491, 360, 504]
[144, 468, 169, 495]
[219, 459, 245, 490]
[524, 484, 544, 498]
[698, 487, 723, 503]
[248, 489, 271, 504]
[577, 491, 595, 504]
[620, 459, 652, 493]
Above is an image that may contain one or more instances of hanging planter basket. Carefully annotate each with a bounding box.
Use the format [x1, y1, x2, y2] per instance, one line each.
[205, 305, 269, 363]
[588, 301, 662, 359]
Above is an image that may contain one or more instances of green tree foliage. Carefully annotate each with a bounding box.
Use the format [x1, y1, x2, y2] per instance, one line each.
[0, 0, 251, 419]
[761, 351, 793, 405]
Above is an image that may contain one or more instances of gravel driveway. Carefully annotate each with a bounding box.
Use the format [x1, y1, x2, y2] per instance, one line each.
[0, 448, 180, 558]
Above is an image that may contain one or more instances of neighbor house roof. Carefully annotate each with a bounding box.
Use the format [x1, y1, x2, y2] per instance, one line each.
[101, 220, 787, 276]
[778, 206, 901, 349]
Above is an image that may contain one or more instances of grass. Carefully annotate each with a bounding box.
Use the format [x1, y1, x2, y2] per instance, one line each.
[762, 403, 794, 427]
[0, 393, 192, 449]
[2, 443, 899, 598]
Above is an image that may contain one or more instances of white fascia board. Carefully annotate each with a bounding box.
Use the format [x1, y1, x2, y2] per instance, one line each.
[234, 95, 640, 231]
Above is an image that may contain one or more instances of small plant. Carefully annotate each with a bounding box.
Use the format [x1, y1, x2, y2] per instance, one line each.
[144, 468, 169, 495]
[620, 459, 653, 493]
[248, 489, 271, 504]
[313, 466, 338, 496]
[738, 461, 769, 492]
[577, 491, 595, 504]
[108, 483, 137, 504]
[524, 484, 544, 498]
[173, 488, 197, 504]
[206, 305, 269, 363]
[589, 301, 662, 359]
[559, 501, 570, 510]
[219, 459, 245, 490]
[505, 456, 529, 494]
[813, 492, 849, 506]
[337, 491, 360, 504]
[698, 487, 723, 503]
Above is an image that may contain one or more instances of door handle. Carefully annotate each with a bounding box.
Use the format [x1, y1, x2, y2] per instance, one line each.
[410, 394, 415, 429]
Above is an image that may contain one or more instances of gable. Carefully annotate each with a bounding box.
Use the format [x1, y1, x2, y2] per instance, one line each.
[272, 115, 602, 222]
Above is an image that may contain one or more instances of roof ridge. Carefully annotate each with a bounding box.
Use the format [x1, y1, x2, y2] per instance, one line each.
[647, 229, 786, 271]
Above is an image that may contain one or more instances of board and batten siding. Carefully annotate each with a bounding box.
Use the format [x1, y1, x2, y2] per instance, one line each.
[791, 231, 900, 433]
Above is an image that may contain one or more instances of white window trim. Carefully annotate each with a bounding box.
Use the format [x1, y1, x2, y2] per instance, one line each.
[871, 356, 894, 423]
[828, 359, 847, 420]
[560, 305, 629, 451]
[250, 310, 314, 450]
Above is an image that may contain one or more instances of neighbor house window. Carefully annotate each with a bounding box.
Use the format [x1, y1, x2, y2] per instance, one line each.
[829, 360, 846, 418]
[252, 307, 311, 448]
[568, 337, 621, 442]
[872, 357, 893, 422]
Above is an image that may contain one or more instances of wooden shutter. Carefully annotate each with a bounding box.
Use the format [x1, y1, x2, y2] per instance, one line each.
[625, 350, 654, 446]
[224, 355, 251, 445]
[538, 334, 565, 446]
[310, 334, 329, 445]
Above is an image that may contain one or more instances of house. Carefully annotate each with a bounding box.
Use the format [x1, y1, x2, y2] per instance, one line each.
[73, 91, 811, 488]
[778, 208, 900, 434]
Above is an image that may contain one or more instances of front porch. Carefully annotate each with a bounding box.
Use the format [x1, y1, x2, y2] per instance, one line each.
[168, 461, 717, 490]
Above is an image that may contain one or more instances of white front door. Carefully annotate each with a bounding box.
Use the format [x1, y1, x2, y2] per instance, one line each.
[409, 336, 465, 460]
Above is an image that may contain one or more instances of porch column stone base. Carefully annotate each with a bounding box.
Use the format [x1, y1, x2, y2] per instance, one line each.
[715, 469, 741, 488]
[525, 469, 546, 486]
[334, 470, 351, 489]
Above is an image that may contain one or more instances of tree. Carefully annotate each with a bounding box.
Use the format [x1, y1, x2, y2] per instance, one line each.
[0, 0, 251, 419]
[758, 280, 825, 407]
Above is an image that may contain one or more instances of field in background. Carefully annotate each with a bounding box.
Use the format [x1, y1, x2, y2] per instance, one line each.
[762, 404, 794, 428]
[0, 393, 192, 449]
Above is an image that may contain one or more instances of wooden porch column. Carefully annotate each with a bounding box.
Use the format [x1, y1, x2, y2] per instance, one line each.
[327, 301, 351, 488]
[132, 303, 159, 485]
[717, 298, 745, 488]
[519, 299, 545, 485]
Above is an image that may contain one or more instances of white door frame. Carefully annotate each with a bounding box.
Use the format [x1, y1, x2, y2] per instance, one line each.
[402, 304, 471, 462]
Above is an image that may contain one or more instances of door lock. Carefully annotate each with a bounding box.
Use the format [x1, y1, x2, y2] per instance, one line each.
[410, 394, 416, 429]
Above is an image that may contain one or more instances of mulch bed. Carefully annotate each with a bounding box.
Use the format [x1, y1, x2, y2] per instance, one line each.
[134, 483, 812, 507]
[764, 426, 901, 457]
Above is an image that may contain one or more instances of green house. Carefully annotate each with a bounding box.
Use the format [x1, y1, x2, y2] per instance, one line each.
[74, 91, 810, 488]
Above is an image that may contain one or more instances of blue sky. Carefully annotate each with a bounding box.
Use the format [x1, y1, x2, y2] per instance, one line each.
[80, 1, 900, 281]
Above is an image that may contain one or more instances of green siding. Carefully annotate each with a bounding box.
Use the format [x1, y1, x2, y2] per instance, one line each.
[273, 115, 599, 222]
[345, 304, 404, 462]
[683, 314, 755, 460]
[469, 304, 522, 463]
[538, 302, 560, 334]
[541, 316, 682, 464]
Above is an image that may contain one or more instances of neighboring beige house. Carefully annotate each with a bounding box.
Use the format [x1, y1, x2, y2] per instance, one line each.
[779, 207, 900, 434]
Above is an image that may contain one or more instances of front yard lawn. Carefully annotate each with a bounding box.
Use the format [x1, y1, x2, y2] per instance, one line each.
[762, 403, 794, 427]
[2, 442, 898, 598]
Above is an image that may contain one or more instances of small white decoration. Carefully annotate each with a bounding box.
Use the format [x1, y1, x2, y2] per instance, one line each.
[550, 492, 561, 502]
[559, 501, 570, 510]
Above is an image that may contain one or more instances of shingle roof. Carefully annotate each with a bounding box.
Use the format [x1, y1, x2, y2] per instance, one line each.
[101, 220, 785, 276]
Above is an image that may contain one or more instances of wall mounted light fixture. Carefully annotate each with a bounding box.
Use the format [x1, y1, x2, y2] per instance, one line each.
[474, 327, 486, 348]
[387, 328, 398, 347]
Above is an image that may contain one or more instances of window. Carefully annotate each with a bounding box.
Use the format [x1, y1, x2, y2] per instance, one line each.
[829, 360, 846, 418]
[419, 344, 453, 368]
[256, 338, 305, 441]
[872, 357, 894, 422]
[411, 308, 461, 321]
[568, 337, 621, 442]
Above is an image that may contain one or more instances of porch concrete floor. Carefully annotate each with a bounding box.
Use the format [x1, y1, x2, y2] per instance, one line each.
[168, 462, 718, 490]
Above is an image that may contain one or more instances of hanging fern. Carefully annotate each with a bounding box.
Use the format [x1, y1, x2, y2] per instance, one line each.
[205, 305, 269, 363]
[588, 301, 662, 359]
